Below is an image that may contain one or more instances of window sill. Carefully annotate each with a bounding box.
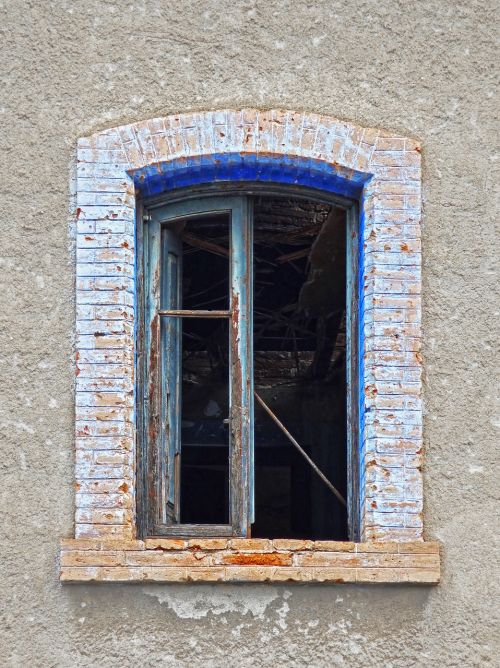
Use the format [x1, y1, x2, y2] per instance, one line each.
[59, 538, 440, 584]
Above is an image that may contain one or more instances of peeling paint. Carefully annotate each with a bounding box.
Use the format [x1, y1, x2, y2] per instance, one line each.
[142, 585, 281, 619]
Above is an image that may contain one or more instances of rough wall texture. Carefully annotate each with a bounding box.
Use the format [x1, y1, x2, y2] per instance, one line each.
[0, 0, 497, 666]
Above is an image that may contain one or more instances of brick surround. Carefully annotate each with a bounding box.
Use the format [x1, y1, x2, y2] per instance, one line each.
[67, 109, 433, 583]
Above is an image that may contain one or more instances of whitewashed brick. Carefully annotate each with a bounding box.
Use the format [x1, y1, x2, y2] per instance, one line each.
[76, 479, 133, 494]
[75, 493, 133, 509]
[76, 262, 135, 278]
[75, 450, 134, 466]
[77, 176, 132, 193]
[77, 191, 134, 207]
[365, 380, 421, 395]
[76, 421, 133, 437]
[75, 464, 133, 480]
[76, 508, 133, 524]
[75, 437, 132, 451]
[364, 252, 421, 267]
[77, 248, 134, 264]
[365, 336, 421, 353]
[78, 131, 124, 150]
[77, 276, 134, 292]
[76, 305, 134, 322]
[76, 321, 133, 336]
[76, 363, 132, 379]
[366, 437, 421, 455]
[365, 422, 422, 440]
[364, 277, 421, 296]
[364, 323, 421, 339]
[364, 308, 420, 325]
[76, 233, 135, 250]
[76, 378, 132, 393]
[70, 109, 424, 543]
[77, 348, 133, 364]
[364, 365, 421, 382]
[76, 205, 134, 221]
[77, 162, 131, 179]
[365, 394, 422, 411]
[366, 239, 421, 254]
[364, 409, 422, 426]
[78, 148, 129, 164]
[75, 392, 133, 408]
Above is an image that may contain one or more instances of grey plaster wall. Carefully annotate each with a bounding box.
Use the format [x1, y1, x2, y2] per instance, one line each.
[1, 1, 498, 665]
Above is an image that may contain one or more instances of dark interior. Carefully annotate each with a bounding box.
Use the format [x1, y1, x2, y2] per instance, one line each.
[175, 196, 348, 539]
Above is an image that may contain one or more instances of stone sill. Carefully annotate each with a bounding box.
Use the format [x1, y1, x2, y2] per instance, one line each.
[60, 538, 440, 584]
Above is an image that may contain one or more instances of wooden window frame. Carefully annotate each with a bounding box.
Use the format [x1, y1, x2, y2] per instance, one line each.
[136, 185, 360, 540]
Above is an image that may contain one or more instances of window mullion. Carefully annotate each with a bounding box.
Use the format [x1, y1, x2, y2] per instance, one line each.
[229, 196, 254, 535]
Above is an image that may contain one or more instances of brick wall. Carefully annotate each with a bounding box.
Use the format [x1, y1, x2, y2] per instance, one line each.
[73, 109, 423, 546]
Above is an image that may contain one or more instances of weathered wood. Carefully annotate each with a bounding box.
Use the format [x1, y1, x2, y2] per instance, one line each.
[230, 196, 254, 531]
[145, 196, 253, 537]
[144, 212, 162, 534]
[161, 227, 182, 524]
[159, 309, 231, 318]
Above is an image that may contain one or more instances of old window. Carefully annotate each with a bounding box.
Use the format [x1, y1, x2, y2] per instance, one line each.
[138, 188, 359, 541]
[61, 110, 440, 585]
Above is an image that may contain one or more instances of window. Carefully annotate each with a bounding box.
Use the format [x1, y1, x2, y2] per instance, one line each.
[61, 110, 440, 585]
[137, 188, 359, 541]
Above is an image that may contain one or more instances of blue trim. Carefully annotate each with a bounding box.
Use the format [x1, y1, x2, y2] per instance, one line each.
[133, 152, 369, 200]
[357, 195, 367, 526]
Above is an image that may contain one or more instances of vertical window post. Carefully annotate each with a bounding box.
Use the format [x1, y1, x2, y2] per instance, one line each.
[229, 197, 254, 533]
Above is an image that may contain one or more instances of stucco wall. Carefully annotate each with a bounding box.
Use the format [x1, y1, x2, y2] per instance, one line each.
[1, 1, 497, 665]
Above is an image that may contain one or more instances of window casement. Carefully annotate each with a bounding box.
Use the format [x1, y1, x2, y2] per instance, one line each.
[137, 188, 360, 541]
[139, 195, 254, 537]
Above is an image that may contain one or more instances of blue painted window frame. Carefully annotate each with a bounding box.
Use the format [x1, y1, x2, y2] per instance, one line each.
[137, 178, 361, 541]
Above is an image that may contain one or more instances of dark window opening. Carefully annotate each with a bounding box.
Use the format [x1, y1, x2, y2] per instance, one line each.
[252, 198, 347, 540]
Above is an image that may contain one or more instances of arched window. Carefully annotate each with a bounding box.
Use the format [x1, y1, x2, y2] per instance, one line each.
[61, 110, 440, 584]
[138, 187, 358, 541]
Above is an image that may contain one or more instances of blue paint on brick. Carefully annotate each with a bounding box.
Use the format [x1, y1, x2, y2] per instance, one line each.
[358, 194, 367, 527]
[132, 152, 369, 200]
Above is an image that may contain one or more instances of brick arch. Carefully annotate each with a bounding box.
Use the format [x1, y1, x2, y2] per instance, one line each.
[75, 109, 423, 543]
